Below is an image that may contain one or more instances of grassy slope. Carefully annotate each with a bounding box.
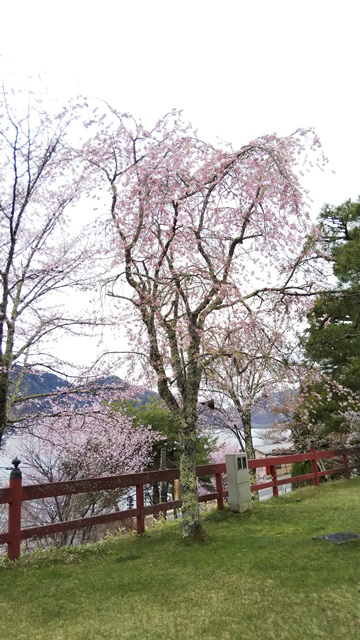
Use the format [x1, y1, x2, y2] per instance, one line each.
[1, 479, 360, 640]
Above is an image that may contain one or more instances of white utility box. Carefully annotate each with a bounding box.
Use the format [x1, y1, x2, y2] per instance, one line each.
[225, 453, 252, 513]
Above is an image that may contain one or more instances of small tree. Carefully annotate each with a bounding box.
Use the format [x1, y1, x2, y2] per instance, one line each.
[7, 405, 157, 546]
[84, 108, 324, 537]
[119, 397, 215, 507]
[201, 305, 300, 463]
[0, 84, 103, 447]
[267, 365, 360, 452]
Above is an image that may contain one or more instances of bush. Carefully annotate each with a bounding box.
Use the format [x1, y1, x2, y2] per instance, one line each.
[291, 461, 313, 489]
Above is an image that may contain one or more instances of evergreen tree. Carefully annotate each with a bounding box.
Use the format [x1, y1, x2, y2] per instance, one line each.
[301, 199, 360, 443]
[305, 199, 360, 392]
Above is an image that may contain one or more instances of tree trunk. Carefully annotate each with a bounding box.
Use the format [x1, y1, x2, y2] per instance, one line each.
[242, 409, 258, 498]
[242, 409, 255, 461]
[152, 482, 160, 519]
[150, 321, 207, 538]
[178, 400, 208, 540]
[179, 423, 200, 537]
[0, 372, 9, 449]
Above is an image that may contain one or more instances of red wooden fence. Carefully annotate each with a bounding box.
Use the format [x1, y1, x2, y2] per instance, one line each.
[1, 446, 359, 560]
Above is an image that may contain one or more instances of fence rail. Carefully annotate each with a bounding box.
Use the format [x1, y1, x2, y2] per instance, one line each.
[1, 446, 360, 560]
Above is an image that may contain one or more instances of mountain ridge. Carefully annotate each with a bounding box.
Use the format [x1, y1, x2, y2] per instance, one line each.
[10, 366, 277, 428]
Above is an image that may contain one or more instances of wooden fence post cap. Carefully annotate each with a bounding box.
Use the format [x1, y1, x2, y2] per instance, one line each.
[10, 458, 22, 479]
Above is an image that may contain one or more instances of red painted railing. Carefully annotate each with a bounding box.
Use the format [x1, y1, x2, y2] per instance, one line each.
[1, 446, 359, 560]
[248, 447, 360, 496]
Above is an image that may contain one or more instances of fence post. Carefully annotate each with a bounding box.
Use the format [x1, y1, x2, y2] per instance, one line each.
[343, 453, 349, 479]
[215, 472, 224, 510]
[8, 458, 22, 561]
[311, 449, 319, 486]
[136, 484, 145, 534]
[270, 465, 278, 497]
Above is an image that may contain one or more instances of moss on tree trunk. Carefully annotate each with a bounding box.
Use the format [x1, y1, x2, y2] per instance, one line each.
[178, 391, 208, 540]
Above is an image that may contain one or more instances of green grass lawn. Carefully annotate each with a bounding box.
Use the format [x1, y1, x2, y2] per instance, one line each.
[1, 478, 360, 640]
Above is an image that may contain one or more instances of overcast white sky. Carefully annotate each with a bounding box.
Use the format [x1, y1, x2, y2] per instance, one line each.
[1, 0, 358, 211]
[1, 0, 359, 370]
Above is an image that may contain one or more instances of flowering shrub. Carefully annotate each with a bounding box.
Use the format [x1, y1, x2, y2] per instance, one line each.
[7, 405, 159, 546]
